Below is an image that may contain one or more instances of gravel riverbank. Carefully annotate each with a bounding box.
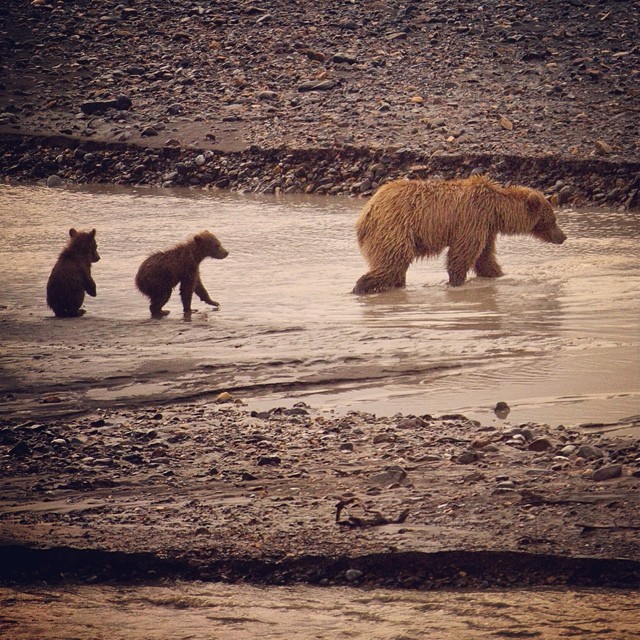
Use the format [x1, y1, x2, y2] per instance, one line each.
[1, 0, 639, 207]
[1, 401, 639, 587]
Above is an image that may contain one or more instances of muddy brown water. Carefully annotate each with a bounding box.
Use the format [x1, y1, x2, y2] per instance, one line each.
[1, 583, 640, 640]
[0, 183, 638, 430]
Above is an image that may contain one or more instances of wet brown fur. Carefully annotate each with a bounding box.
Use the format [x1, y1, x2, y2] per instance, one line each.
[135, 230, 228, 318]
[46, 228, 100, 317]
[353, 175, 566, 294]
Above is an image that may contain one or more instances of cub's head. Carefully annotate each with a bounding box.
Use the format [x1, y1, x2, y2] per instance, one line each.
[194, 230, 229, 260]
[526, 192, 567, 245]
[69, 228, 100, 262]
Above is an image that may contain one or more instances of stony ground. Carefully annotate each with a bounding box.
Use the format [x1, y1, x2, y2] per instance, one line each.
[1, 0, 639, 588]
[1, 0, 639, 206]
[1, 401, 639, 587]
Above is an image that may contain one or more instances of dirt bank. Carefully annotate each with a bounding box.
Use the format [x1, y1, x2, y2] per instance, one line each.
[1, 0, 639, 207]
[1, 401, 638, 588]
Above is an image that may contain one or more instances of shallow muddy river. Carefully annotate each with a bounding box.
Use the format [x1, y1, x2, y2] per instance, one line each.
[0, 181, 640, 424]
[0, 183, 638, 429]
[1, 184, 639, 637]
[2, 583, 639, 640]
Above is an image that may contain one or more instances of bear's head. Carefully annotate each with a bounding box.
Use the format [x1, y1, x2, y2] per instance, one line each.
[526, 193, 567, 245]
[69, 228, 100, 262]
[194, 230, 229, 260]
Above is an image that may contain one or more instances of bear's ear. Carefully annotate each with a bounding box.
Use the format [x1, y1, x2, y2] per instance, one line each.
[69, 228, 78, 237]
[527, 192, 546, 216]
[89, 229, 96, 238]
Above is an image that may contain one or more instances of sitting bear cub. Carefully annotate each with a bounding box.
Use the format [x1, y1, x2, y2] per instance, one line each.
[46, 228, 100, 317]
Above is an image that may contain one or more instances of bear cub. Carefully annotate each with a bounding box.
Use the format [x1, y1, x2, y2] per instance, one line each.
[46, 228, 100, 317]
[135, 230, 228, 319]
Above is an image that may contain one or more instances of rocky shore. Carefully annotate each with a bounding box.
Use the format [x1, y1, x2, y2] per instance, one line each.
[1, 0, 639, 591]
[1, 0, 639, 207]
[1, 401, 639, 588]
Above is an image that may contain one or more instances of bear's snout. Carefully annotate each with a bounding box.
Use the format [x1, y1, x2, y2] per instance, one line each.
[551, 227, 567, 245]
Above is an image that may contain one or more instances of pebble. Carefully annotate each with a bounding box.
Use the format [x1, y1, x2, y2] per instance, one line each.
[46, 174, 63, 188]
[528, 437, 554, 452]
[457, 450, 480, 464]
[576, 444, 604, 460]
[369, 466, 407, 486]
[345, 569, 363, 582]
[592, 464, 623, 481]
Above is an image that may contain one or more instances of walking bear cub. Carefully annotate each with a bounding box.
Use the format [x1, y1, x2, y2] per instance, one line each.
[46, 228, 100, 317]
[135, 230, 228, 319]
[353, 175, 567, 294]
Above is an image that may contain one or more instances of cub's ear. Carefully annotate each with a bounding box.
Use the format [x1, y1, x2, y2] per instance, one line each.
[90, 229, 96, 238]
[69, 228, 78, 237]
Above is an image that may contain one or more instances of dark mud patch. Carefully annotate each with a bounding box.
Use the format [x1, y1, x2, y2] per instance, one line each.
[1, 546, 639, 590]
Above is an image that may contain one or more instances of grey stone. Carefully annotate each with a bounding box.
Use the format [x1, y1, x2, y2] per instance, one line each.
[592, 464, 623, 481]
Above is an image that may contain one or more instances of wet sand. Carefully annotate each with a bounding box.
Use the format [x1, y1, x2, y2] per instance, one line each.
[2, 583, 640, 640]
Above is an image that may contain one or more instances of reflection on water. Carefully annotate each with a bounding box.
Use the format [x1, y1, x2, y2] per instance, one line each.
[1, 583, 639, 640]
[0, 184, 638, 428]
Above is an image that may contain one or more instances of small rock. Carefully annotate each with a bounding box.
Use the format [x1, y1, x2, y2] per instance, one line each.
[141, 126, 159, 137]
[298, 80, 336, 92]
[557, 185, 573, 205]
[499, 116, 514, 130]
[369, 465, 407, 486]
[257, 455, 281, 466]
[494, 402, 510, 419]
[595, 140, 613, 155]
[114, 95, 132, 111]
[215, 391, 233, 403]
[559, 445, 577, 456]
[332, 53, 358, 64]
[592, 464, 623, 481]
[345, 569, 363, 582]
[46, 174, 63, 188]
[396, 417, 424, 429]
[257, 90, 278, 101]
[528, 437, 554, 452]
[8, 441, 30, 457]
[457, 450, 480, 464]
[576, 444, 604, 460]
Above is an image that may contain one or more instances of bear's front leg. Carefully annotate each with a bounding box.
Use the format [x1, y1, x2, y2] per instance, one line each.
[447, 239, 485, 287]
[179, 276, 196, 316]
[83, 273, 97, 297]
[474, 236, 503, 278]
[194, 277, 220, 308]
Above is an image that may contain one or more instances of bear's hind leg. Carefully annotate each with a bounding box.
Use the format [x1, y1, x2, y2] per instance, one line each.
[353, 266, 408, 295]
[474, 236, 503, 279]
[149, 290, 172, 319]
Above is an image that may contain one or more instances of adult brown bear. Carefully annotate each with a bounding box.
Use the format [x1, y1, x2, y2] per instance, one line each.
[353, 175, 566, 294]
[135, 230, 228, 319]
[46, 228, 100, 317]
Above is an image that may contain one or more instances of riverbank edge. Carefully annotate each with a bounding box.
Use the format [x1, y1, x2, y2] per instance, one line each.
[2, 132, 639, 209]
[1, 545, 639, 590]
